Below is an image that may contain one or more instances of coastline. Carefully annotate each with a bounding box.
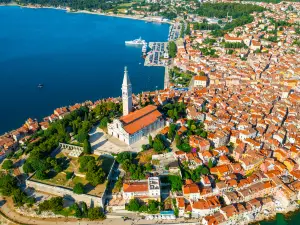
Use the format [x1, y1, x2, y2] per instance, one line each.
[0, 4, 170, 136]
[0, 3, 173, 24]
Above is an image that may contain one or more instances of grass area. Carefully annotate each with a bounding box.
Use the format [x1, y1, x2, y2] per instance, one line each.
[72, 176, 88, 185]
[30, 153, 114, 196]
[32, 172, 68, 187]
[118, 2, 134, 7]
[170, 68, 194, 87]
[138, 149, 156, 164]
[57, 207, 75, 217]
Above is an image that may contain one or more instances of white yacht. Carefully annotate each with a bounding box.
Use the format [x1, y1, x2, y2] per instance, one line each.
[125, 37, 147, 45]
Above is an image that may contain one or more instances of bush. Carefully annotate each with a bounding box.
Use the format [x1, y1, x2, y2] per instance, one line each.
[88, 207, 105, 220]
[73, 183, 85, 194]
[39, 197, 64, 213]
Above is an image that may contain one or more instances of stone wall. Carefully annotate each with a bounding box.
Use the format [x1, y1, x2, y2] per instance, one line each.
[26, 179, 104, 208]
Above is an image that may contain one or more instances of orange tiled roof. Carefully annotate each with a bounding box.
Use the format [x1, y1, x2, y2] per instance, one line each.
[120, 105, 162, 135]
[123, 182, 148, 193]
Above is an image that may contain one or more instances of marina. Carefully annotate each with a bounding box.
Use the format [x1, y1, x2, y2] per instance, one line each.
[144, 42, 169, 67]
[168, 22, 182, 41]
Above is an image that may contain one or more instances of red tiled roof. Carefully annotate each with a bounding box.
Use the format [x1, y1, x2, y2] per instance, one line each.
[123, 182, 148, 193]
[120, 105, 162, 135]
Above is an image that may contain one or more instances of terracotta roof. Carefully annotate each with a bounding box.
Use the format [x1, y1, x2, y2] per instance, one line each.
[120, 105, 158, 124]
[194, 75, 208, 81]
[120, 105, 162, 134]
[123, 182, 148, 193]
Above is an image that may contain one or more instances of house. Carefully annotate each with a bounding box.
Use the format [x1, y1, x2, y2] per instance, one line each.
[191, 196, 221, 218]
[183, 180, 200, 201]
[189, 135, 210, 151]
[123, 177, 161, 203]
[194, 76, 208, 88]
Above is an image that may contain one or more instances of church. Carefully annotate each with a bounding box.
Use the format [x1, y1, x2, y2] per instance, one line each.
[107, 67, 164, 145]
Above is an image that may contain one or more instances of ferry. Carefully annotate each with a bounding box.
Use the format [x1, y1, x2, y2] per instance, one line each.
[125, 37, 147, 45]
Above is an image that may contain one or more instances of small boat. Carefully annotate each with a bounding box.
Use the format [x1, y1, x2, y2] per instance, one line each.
[38, 84, 44, 88]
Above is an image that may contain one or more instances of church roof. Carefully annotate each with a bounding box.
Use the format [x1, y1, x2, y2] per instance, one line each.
[120, 105, 162, 134]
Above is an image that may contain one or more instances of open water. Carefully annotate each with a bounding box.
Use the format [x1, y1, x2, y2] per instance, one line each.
[0, 6, 169, 134]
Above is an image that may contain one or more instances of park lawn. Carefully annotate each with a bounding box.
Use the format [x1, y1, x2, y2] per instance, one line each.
[118, 2, 134, 7]
[72, 176, 89, 186]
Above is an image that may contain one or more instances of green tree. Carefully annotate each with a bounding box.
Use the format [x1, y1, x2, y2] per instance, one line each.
[86, 163, 106, 186]
[88, 207, 105, 220]
[83, 139, 92, 154]
[168, 41, 177, 58]
[175, 133, 181, 146]
[39, 197, 64, 213]
[79, 155, 95, 172]
[201, 167, 209, 175]
[168, 124, 176, 140]
[73, 183, 85, 194]
[126, 198, 141, 211]
[0, 174, 17, 196]
[168, 175, 182, 192]
[153, 135, 165, 153]
[99, 117, 109, 129]
[116, 151, 132, 164]
[148, 200, 160, 213]
[35, 170, 47, 180]
[148, 134, 153, 147]
[81, 202, 88, 218]
[72, 203, 82, 218]
[12, 188, 30, 207]
[66, 171, 74, 180]
[2, 159, 13, 170]
[208, 159, 214, 168]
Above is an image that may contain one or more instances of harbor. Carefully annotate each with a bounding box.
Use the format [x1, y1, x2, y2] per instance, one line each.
[144, 42, 169, 67]
[168, 21, 182, 41]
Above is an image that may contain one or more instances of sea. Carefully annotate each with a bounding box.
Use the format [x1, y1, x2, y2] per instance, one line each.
[259, 211, 300, 225]
[0, 6, 168, 134]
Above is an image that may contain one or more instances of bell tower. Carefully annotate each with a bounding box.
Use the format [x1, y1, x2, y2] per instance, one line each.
[122, 66, 132, 116]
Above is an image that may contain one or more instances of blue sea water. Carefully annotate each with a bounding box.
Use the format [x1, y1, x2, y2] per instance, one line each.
[0, 6, 169, 134]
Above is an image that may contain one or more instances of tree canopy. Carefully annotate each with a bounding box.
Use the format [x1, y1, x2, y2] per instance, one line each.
[2, 159, 13, 170]
[168, 41, 177, 58]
